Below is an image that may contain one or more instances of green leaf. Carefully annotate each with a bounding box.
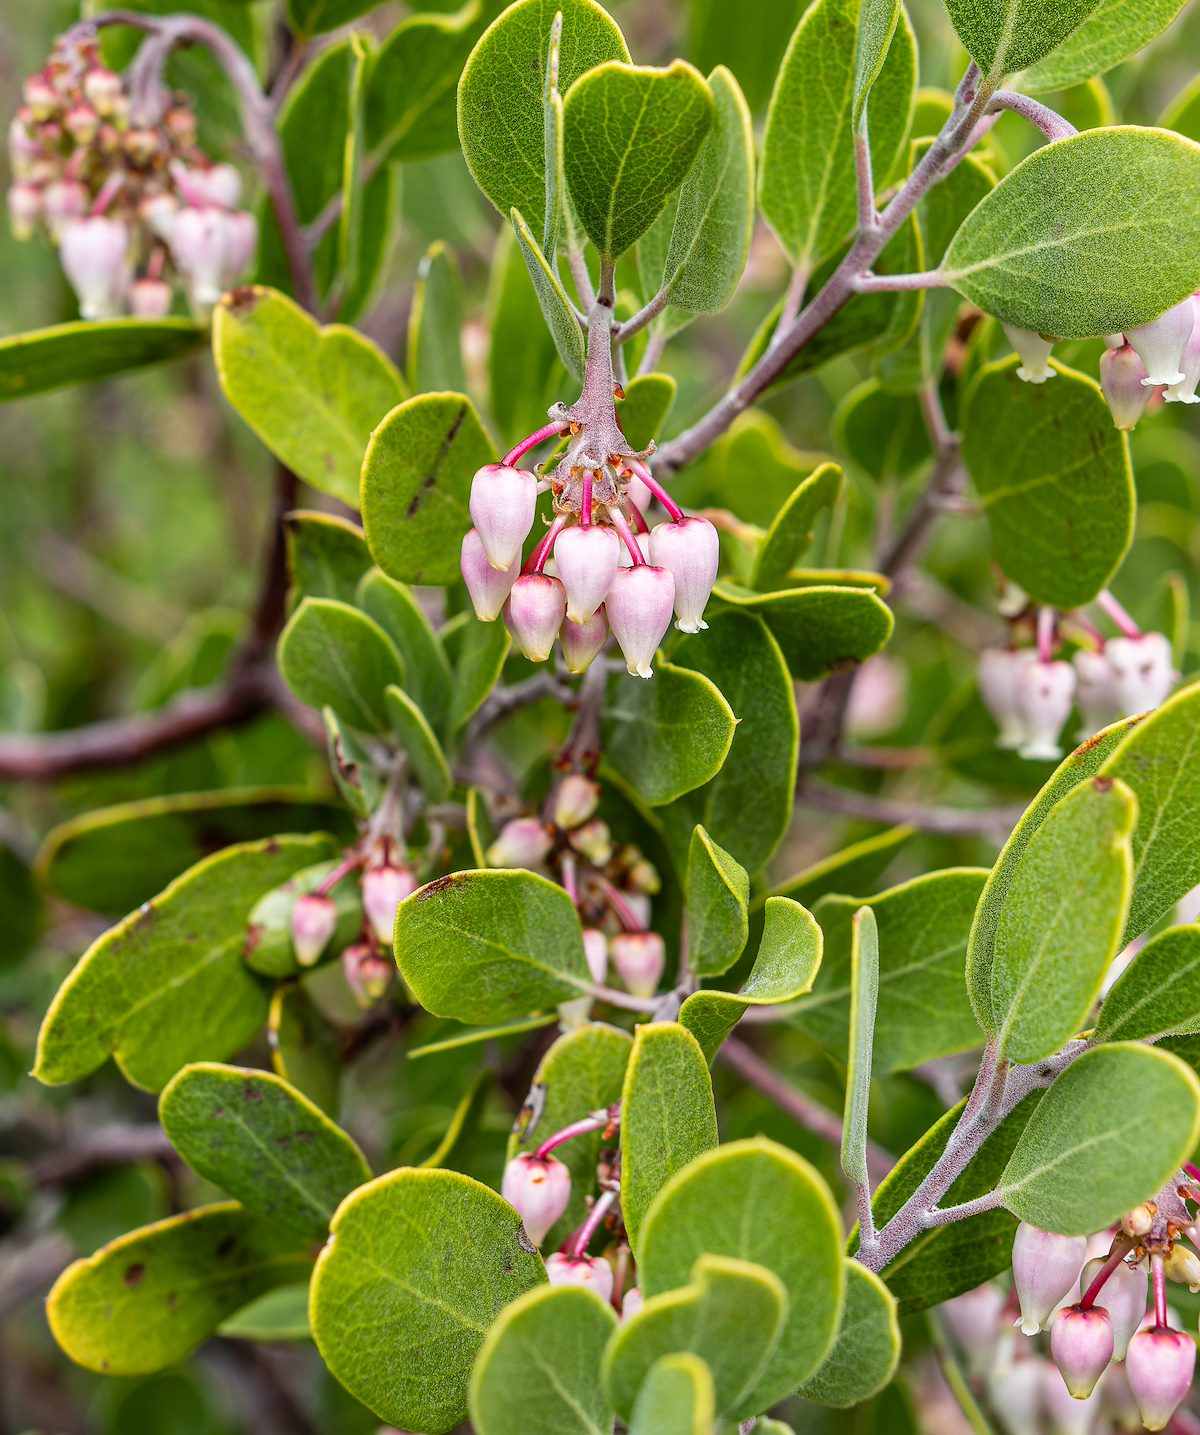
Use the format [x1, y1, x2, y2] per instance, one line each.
[942, 127, 1200, 338]
[277, 597, 404, 735]
[357, 570, 453, 732]
[159, 1063, 371, 1241]
[760, 0, 916, 266]
[218, 1282, 312, 1342]
[853, 0, 902, 127]
[749, 462, 843, 591]
[394, 868, 591, 1022]
[361, 392, 495, 587]
[1161, 73, 1200, 144]
[798, 870, 988, 1075]
[408, 242, 467, 393]
[268, 982, 341, 1116]
[680, 897, 823, 1061]
[508, 1023, 632, 1248]
[487, 222, 564, 435]
[287, 0, 378, 36]
[628, 1353, 715, 1435]
[384, 686, 452, 802]
[0, 318, 204, 401]
[990, 777, 1136, 1063]
[34, 835, 334, 1092]
[285, 511, 371, 605]
[444, 612, 513, 731]
[458, 0, 630, 223]
[335, 33, 370, 302]
[310, 1168, 545, 1433]
[795, 1262, 900, 1408]
[1098, 683, 1200, 942]
[562, 61, 713, 261]
[511, 208, 586, 383]
[244, 859, 363, 980]
[961, 360, 1134, 609]
[638, 1138, 844, 1406]
[841, 907, 879, 1199]
[604, 1255, 787, 1422]
[1023, 0, 1190, 92]
[941, 0, 1101, 77]
[999, 1044, 1200, 1233]
[1096, 926, 1200, 1044]
[966, 713, 1143, 1031]
[711, 582, 894, 681]
[212, 287, 406, 506]
[600, 662, 736, 806]
[47, 1203, 312, 1375]
[618, 373, 677, 450]
[621, 1023, 719, 1254]
[470, 1284, 617, 1435]
[686, 826, 750, 978]
[767, 826, 914, 911]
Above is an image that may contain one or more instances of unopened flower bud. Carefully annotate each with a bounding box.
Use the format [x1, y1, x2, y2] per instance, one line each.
[1125, 1326, 1196, 1430]
[83, 67, 123, 116]
[1073, 648, 1119, 737]
[163, 105, 197, 145]
[7, 182, 41, 241]
[169, 206, 230, 308]
[1165, 1244, 1200, 1292]
[621, 1286, 643, 1320]
[986, 1355, 1045, 1435]
[1122, 1204, 1156, 1239]
[291, 892, 337, 967]
[505, 572, 566, 661]
[1080, 1255, 1147, 1360]
[1127, 297, 1196, 386]
[942, 1283, 1006, 1372]
[1051, 1305, 1114, 1398]
[582, 928, 608, 985]
[469, 463, 537, 571]
[8, 116, 42, 177]
[543, 1252, 614, 1301]
[501, 1153, 571, 1246]
[142, 189, 180, 241]
[978, 647, 1031, 750]
[1100, 343, 1153, 430]
[64, 102, 98, 146]
[606, 564, 675, 678]
[553, 523, 620, 624]
[648, 517, 719, 633]
[124, 126, 163, 165]
[1014, 658, 1076, 761]
[1003, 323, 1056, 383]
[1013, 1223, 1087, 1336]
[196, 162, 243, 210]
[42, 179, 87, 240]
[59, 216, 130, 320]
[462, 527, 517, 622]
[569, 818, 612, 867]
[554, 774, 600, 830]
[626, 858, 660, 895]
[221, 210, 258, 282]
[23, 74, 59, 121]
[1165, 302, 1200, 404]
[487, 816, 553, 869]
[130, 276, 173, 318]
[341, 942, 392, 1007]
[1105, 632, 1174, 717]
[560, 607, 609, 673]
[611, 931, 665, 999]
[361, 864, 416, 946]
[1041, 1360, 1105, 1435]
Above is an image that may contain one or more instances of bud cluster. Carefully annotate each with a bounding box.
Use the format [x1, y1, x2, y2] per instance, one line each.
[9, 35, 257, 320]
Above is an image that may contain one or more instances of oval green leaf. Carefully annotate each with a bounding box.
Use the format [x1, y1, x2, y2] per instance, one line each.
[277, 597, 405, 736]
[628, 1352, 715, 1435]
[942, 0, 1102, 78]
[685, 825, 750, 978]
[1096, 925, 1200, 1044]
[1023, 0, 1190, 93]
[794, 1261, 900, 1409]
[0, 318, 204, 401]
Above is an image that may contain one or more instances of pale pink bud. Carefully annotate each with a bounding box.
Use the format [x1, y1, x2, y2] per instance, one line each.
[648, 517, 719, 633]
[568, 818, 612, 866]
[505, 573, 566, 661]
[59, 216, 130, 320]
[1003, 323, 1056, 384]
[560, 607, 609, 674]
[361, 864, 416, 946]
[1122, 1204, 1157, 1239]
[169, 206, 231, 308]
[1080, 1255, 1147, 1361]
[462, 527, 517, 622]
[1165, 301, 1200, 404]
[341, 942, 392, 1007]
[1041, 1359, 1105, 1435]
[291, 892, 337, 967]
[987, 1355, 1044, 1435]
[1104, 632, 1175, 717]
[611, 931, 665, 999]
[1073, 648, 1120, 738]
[124, 127, 163, 166]
[621, 1286, 643, 1320]
[553, 524, 620, 624]
[606, 564, 675, 678]
[23, 75, 59, 121]
[469, 463, 537, 571]
[1013, 1223, 1087, 1336]
[64, 102, 98, 146]
[1127, 297, 1196, 386]
[582, 928, 608, 985]
[627, 859, 660, 895]
[8, 117, 43, 177]
[83, 67, 123, 117]
[142, 190, 180, 242]
[130, 277, 173, 319]
[1013, 658, 1076, 762]
[978, 647, 1032, 750]
[554, 774, 600, 830]
[1051, 1305, 1113, 1399]
[543, 1252, 613, 1301]
[42, 179, 87, 240]
[7, 182, 41, 241]
[942, 1283, 1006, 1373]
[1165, 1243, 1200, 1292]
[487, 816, 553, 869]
[220, 210, 258, 285]
[1100, 343, 1152, 430]
[194, 162, 243, 210]
[1125, 1327, 1196, 1430]
[501, 1153, 571, 1246]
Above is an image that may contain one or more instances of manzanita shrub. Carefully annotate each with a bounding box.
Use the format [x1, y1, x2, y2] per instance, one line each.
[6, 0, 1200, 1431]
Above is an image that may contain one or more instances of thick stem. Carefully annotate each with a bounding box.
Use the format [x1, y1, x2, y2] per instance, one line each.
[535, 1110, 613, 1161]
[854, 131, 878, 232]
[504, 422, 570, 469]
[851, 269, 948, 293]
[615, 285, 671, 342]
[987, 90, 1078, 142]
[1153, 1251, 1168, 1328]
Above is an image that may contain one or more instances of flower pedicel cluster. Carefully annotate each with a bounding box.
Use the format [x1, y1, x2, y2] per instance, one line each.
[9, 36, 256, 320]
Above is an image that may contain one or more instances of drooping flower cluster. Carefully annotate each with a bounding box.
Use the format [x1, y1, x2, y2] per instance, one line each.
[8, 35, 257, 320]
[1004, 294, 1200, 428]
[461, 414, 719, 679]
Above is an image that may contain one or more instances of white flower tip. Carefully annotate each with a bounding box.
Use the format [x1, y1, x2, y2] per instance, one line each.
[1141, 373, 1183, 388]
[630, 661, 653, 679]
[675, 617, 707, 633]
[1016, 365, 1054, 384]
[1018, 1316, 1042, 1336]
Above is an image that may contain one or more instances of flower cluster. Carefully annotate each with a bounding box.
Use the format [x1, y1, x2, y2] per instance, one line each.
[8, 36, 256, 320]
[461, 416, 719, 680]
[1004, 294, 1200, 428]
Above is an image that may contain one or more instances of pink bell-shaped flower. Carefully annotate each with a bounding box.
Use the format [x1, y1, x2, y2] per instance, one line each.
[221, 210, 258, 284]
[1040, 1360, 1105, 1435]
[621, 1287, 643, 1320]
[1013, 1223, 1087, 1336]
[942, 1283, 1007, 1373]
[1104, 632, 1175, 717]
[611, 931, 665, 999]
[169, 206, 231, 308]
[1165, 303, 1200, 404]
[7, 182, 41, 240]
[1100, 343, 1152, 430]
[1079, 1255, 1147, 1361]
[1013, 658, 1076, 761]
[1003, 323, 1056, 383]
[1125, 1327, 1196, 1430]
[1073, 648, 1120, 737]
[505, 572, 566, 661]
[462, 528, 517, 622]
[83, 66, 123, 116]
[469, 463, 537, 571]
[560, 607, 609, 674]
[42, 179, 87, 240]
[606, 564, 675, 678]
[1126, 298, 1196, 387]
[341, 942, 393, 1007]
[553, 524, 620, 624]
[544, 1252, 614, 1302]
[501, 1152, 572, 1246]
[1051, 1305, 1114, 1398]
[554, 775, 600, 830]
[291, 892, 337, 968]
[129, 277, 173, 319]
[195, 162, 243, 210]
[60, 216, 130, 320]
[978, 647, 1032, 750]
[487, 816, 553, 869]
[361, 864, 417, 946]
[582, 928, 609, 986]
[986, 1352, 1044, 1435]
[648, 517, 720, 633]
